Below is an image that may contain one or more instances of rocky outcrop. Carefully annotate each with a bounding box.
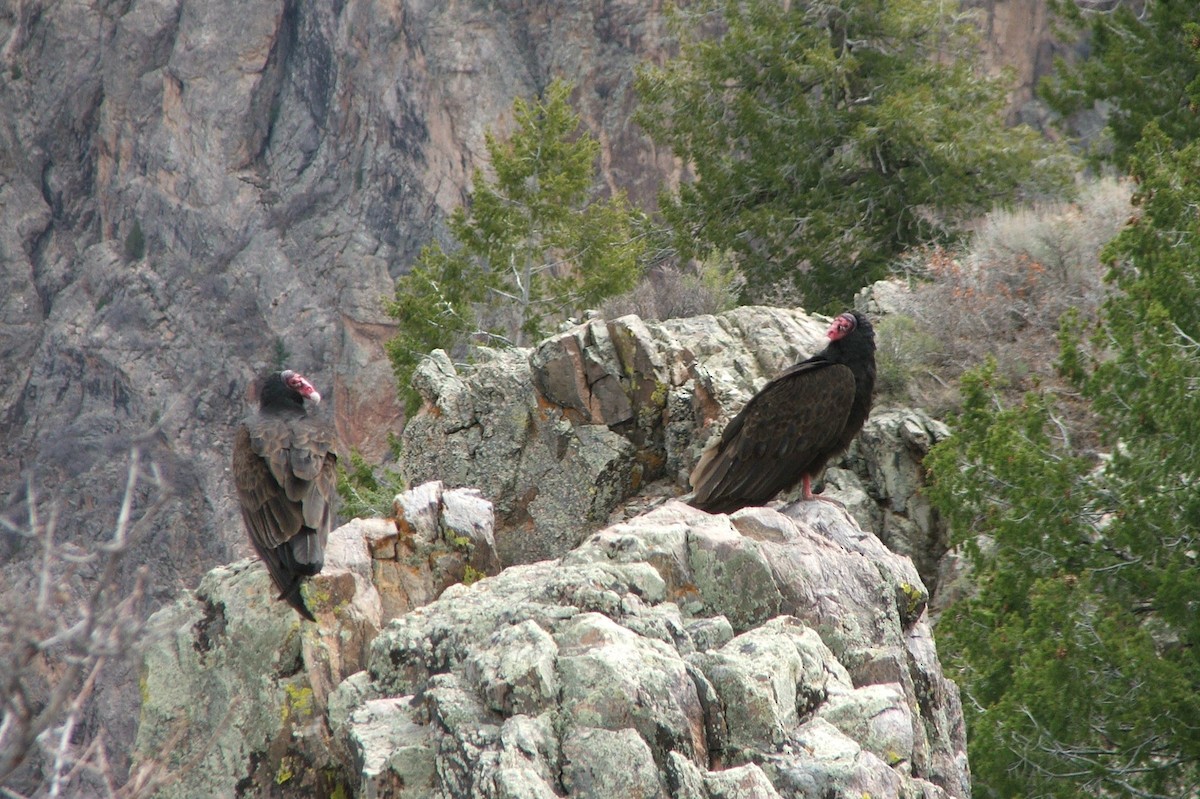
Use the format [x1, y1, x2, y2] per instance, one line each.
[404, 307, 831, 565]
[133, 483, 501, 798]
[134, 483, 969, 798]
[825, 409, 951, 593]
[403, 307, 950, 586]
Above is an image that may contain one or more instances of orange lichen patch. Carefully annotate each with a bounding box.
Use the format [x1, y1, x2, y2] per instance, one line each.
[689, 372, 723, 430]
[366, 530, 399, 560]
[669, 582, 703, 605]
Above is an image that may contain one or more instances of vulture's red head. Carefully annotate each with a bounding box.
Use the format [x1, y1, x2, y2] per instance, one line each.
[826, 312, 858, 341]
[259, 369, 321, 411]
[281, 369, 321, 404]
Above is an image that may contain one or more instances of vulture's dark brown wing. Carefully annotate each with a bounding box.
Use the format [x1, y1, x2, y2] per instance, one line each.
[232, 417, 337, 620]
[690, 361, 856, 512]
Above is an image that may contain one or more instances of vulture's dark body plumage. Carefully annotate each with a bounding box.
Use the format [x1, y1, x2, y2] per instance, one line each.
[689, 312, 876, 513]
[233, 370, 338, 621]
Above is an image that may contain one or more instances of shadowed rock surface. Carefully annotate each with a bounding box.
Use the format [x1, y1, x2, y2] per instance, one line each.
[134, 483, 968, 798]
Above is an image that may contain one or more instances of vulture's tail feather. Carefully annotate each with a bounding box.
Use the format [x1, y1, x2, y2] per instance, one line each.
[279, 580, 317, 622]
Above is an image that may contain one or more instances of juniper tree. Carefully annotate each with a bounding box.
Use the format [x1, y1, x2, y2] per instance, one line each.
[1042, 0, 1200, 170]
[927, 124, 1200, 799]
[386, 79, 646, 413]
[637, 0, 1071, 310]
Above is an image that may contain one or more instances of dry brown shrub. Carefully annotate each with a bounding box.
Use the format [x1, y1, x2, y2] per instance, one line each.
[0, 451, 200, 799]
[600, 253, 745, 321]
[887, 177, 1133, 421]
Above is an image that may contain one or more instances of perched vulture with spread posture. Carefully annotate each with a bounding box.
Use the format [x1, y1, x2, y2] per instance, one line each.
[232, 369, 338, 621]
[689, 311, 876, 513]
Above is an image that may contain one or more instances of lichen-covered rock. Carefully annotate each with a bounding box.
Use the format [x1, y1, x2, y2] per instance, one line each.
[464, 619, 559, 717]
[133, 430, 968, 799]
[760, 718, 909, 799]
[404, 347, 639, 564]
[324, 498, 968, 799]
[405, 306, 920, 569]
[133, 478, 966, 799]
[562, 726, 668, 799]
[556, 612, 706, 764]
[403, 305, 954, 615]
[826, 409, 952, 592]
[132, 546, 371, 798]
[344, 696, 436, 799]
[131, 486, 501, 797]
[368, 480, 503, 619]
[688, 618, 848, 757]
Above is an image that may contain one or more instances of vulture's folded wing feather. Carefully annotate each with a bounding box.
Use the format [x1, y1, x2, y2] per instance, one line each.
[690, 362, 855, 511]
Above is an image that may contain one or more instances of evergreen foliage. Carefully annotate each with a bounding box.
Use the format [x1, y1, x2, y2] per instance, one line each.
[1042, 0, 1200, 170]
[336, 447, 406, 521]
[927, 125, 1200, 798]
[636, 0, 1072, 311]
[385, 80, 646, 413]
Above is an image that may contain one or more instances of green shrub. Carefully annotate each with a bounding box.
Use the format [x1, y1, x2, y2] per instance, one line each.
[124, 220, 145, 261]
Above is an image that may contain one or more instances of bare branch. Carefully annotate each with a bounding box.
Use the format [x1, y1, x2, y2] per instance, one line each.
[0, 448, 173, 797]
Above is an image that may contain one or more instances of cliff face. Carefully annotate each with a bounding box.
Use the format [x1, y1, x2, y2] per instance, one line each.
[966, 0, 1061, 122]
[0, 0, 678, 601]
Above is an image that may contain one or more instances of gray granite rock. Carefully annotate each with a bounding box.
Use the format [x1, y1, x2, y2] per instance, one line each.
[134, 482, 968, 798]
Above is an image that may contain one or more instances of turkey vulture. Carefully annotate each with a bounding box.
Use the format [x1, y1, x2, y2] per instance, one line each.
[232, 369, 338, 621]
[689, 311, 876, 513]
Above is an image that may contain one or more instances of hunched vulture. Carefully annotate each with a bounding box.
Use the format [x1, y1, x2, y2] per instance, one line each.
[689, 311, 876, 513]
[232, 369, 338, 621]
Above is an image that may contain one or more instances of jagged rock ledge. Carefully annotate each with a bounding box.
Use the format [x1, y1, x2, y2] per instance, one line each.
[401, 304, 950, 595]
[133, 483, 969, 799]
